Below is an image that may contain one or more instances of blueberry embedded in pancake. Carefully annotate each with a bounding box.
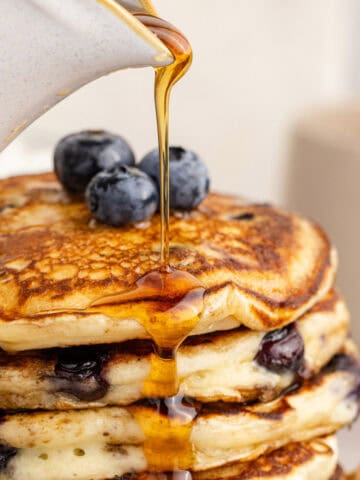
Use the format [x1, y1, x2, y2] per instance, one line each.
[0, 173, 337, 351]
[0, 289, 348, 409]
[255, 324, 305, 374]
[53, 346, 110, 402]
[0, 445, 17, 471]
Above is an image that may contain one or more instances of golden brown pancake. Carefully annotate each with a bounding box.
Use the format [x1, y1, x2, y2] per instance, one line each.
[0, 343, 357, 474]
[0, 288, 348, 409]
[183, 436, 339, 480]
[0, 173, 336, 351]
[0, 436, 338, 480]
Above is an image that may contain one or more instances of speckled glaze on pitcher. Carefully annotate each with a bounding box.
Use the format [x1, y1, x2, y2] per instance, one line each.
[0, 0, 172, 151]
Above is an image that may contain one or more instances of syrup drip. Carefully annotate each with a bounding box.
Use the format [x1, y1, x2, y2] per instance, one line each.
[89, 268, 204, 398]
[40, 268, 203, 472]
[131, 396, 199, 471]
[84, 268, 204, 471]
[36, 268, 203, 471]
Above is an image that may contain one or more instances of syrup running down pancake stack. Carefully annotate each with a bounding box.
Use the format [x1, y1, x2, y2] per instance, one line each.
[0, 173, 358, 480]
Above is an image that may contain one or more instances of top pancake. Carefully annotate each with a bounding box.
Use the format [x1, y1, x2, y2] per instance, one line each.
[0, 173, 336, 351]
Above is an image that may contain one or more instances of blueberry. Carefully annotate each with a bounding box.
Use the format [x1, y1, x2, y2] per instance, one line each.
[255, 324, 304, 374]
[0, 445, 17, 471]
[54, 130, 135, 193]
[54, 346, 109, 402]
[138, 146, 210, 210]
[86, 166, 158, 226]
[55, 347, 102, 381]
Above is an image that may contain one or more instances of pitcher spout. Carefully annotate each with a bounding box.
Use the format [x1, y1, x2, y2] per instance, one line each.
[0, 0, 173, 151]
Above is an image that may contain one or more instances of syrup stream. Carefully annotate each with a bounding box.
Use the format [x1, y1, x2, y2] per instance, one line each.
[104, 6, 196, 472]
[96, 0, 192, 265]
[133, 13, 192, 266]
[126, 23, 196, 471]
[46, 1, 197, 473]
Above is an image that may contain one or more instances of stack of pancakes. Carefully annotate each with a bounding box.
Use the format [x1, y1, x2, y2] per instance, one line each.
[0, 172, 358, 480]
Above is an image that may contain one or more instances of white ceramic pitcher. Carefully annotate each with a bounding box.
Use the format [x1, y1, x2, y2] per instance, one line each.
[0, 0, 173, 151]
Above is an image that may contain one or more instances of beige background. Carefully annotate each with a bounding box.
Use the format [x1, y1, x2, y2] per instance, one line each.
[2, 0, 359, 199]
[1, 0, 360, 469]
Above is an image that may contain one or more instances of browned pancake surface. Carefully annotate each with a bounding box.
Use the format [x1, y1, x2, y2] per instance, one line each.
[0, 173, 336, 350]
[109, 437, 338, 480]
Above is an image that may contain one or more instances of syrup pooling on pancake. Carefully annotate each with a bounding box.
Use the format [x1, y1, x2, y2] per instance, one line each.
[88, 269, 204, 397]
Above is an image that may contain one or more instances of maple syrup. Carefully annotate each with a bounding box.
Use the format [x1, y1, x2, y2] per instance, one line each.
[89, 268, 204, 397]
[131, 395, 199, 472]
[133, 12, 192, 267]
[41, 1, 199, 473]
[41, 267, 204, 471]
[91, 11, 197, 471]
[85, 268, 204, 471]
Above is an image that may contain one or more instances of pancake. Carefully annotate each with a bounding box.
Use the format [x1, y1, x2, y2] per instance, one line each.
[186, 436, 339, 480]
[0, 288, 348, 409]
[0, 173, 336, 351]
[0, 436, 338, 480]
[0, 344, 357, 474]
